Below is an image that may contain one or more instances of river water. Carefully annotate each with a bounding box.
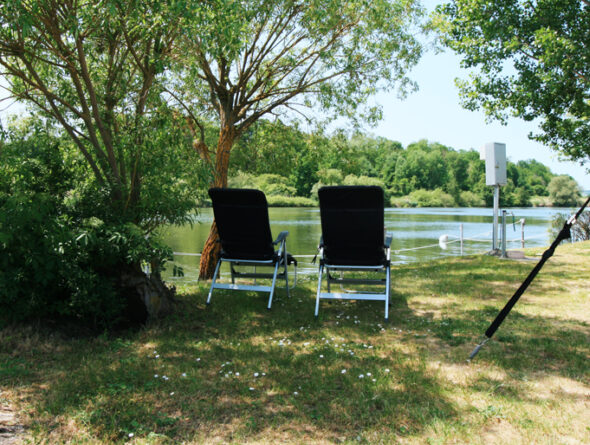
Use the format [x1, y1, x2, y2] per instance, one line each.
[161, 206, 572, 283]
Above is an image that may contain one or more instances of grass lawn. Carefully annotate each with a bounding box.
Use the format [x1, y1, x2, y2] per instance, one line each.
[1, 241, 589, 444]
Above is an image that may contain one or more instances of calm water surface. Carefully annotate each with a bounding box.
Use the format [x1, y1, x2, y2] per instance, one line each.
[162, 206, 572, 282]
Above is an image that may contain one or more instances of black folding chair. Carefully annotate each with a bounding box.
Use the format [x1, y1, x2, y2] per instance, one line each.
[206, 188, 297, 309]
[315, 186, 392, 320]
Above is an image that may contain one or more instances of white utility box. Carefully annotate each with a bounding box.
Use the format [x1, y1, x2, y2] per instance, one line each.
[484, 142, 507, 186]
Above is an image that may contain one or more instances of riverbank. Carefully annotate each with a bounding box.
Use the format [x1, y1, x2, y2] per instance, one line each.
[198, 192, 588, 208]
[1, 241, 588, 443]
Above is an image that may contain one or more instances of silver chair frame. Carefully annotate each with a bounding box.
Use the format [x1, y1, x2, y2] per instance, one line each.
[315, 234, 392, 320]
[206, 231, 296, 310]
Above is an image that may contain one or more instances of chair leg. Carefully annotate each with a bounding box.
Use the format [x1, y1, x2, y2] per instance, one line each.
[283, 261, 290, 299]
[267, 261, 280, 310]
[206, 258, 223, 305]
[315, 264, 324, 317]
[384, 266, 391, 320]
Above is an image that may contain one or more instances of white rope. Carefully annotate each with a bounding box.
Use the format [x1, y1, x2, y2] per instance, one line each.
[392, 242, 442, 253]
[171, 230, 546, 259]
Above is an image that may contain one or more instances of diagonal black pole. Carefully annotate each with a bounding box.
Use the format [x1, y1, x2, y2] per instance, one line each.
[469, 195, 590, 361]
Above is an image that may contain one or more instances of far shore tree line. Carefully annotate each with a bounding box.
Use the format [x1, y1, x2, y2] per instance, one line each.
[222, 121, 584, 209]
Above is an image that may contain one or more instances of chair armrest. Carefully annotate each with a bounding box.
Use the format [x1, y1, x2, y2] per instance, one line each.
[273, 231, 289, 245]
[384, 233, 393, 248]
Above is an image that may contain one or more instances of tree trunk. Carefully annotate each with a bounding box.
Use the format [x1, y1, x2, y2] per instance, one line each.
[120, 263, 176, 325]
[198, 124, 236, 279]
[199, 220, 221, 279]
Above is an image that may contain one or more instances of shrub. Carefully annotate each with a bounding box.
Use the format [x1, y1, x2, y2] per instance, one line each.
[0, 193, 172, 329]
[342, 174, 385, 187]
[548, 175, 582, 206]
[310, 172, 387, 201]
[459, 191, 485, 207]
[228, 172, 297, 196]
[550, 210, 590, 242]
[530, 195, 552, 207]
[389, 195, 417, 208]
[266, 195, 316, 207]
[400, 188, 456, 207]
[0, 130, 173, 330]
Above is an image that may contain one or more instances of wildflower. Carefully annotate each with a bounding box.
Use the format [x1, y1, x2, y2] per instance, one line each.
[341, 369, 347, 374]
[170, 392, 175, 396]
[319, 354, 324, 358]
[359, 374, 364, 379]
[181, 373, 187, 377]
[154, 374, 159, 378]
[129, 432, 134, 438]
[249, 387, 255, 391]
[293, 391, 298, 395]
[254, 372, 259, 377]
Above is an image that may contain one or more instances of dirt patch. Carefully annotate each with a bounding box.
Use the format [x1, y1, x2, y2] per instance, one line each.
[0, 405, 25, 445]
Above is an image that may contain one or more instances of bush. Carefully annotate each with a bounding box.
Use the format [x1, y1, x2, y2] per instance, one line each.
[228, 172, 297, 196]
[0, 194, 172, 329]
[389, 195, 417, 208]
[550, 210, 590, 242]
[342, 174, 385, 187]
[459, 191, 485, 207]
[392, 188, 456, 207]
[0, 130, 172, 330]
[548, 175, 582, 206]
[530, 195, 552, 207]
[266, 195, 316, 207]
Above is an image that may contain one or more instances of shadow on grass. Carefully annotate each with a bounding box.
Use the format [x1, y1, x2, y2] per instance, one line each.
[2, 247, 588, 443]
[2, 286, 458, 443]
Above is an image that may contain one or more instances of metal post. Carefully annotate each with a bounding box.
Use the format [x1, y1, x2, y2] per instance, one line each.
[460, 223, 464, 256]
[520, 218, 525, 249]
[493, 185, 500, 251]
[501, 210, 507, 258]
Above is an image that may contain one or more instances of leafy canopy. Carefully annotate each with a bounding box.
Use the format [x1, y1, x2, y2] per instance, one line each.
[0, 0, 204, 228]
[435, 0, 590, 165]
[171, 0, 424, 150]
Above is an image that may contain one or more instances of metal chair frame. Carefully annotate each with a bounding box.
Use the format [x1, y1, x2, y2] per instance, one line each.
[315, 234, 392, 320]
[207, 231, 296, 310]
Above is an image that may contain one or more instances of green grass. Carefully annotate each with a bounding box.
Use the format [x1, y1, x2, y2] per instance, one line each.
[1, 242, 589, 444]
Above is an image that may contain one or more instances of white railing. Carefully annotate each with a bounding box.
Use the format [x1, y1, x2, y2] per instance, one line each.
[165, 221, 554, 282]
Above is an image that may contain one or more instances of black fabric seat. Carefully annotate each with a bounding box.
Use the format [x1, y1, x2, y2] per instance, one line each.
[315, 186, 392, 320]
[206, 188, 296, 310]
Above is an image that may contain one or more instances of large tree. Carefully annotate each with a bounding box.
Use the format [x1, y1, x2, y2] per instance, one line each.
[169, 0, 425, 278]
[0, 0, 200, 316]
[435, 0, 590, 164]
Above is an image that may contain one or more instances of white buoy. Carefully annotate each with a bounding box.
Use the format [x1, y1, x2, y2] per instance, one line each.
[439, 234, 449, 250]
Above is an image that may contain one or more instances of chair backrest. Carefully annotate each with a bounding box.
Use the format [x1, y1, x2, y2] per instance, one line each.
[318, 185, 386, 266]
[209, 188, 275, 261]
